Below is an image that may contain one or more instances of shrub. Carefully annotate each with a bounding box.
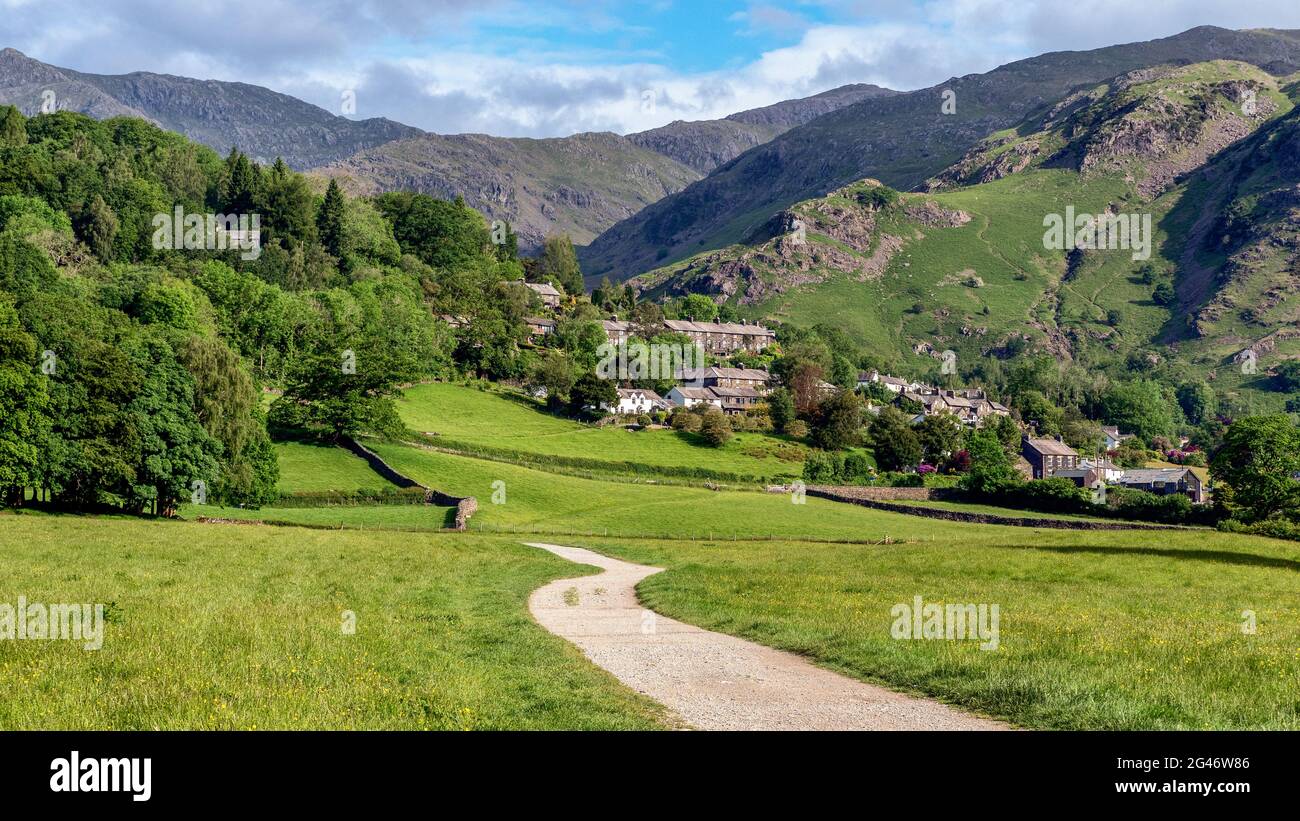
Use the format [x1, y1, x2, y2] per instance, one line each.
[1106, 486, 1193, 524]
[842, 452, 874, 484]
[1218, 516, 1300, 541]
[636, 414, 652, 427]
[671, 409, 701, 433]
[802, 451, 845, 484]
[1013, 478, 1092, 514]
[699, 408, 733, 447]
[785, 420, 809, 438]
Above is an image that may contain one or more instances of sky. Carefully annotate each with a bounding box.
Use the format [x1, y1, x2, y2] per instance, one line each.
[3, 0, 1300, 137]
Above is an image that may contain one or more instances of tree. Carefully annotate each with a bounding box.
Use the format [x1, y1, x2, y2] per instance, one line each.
[1210, 415, 1300, 521]
[916, 413, 964, 465]
[526, 350, 576, 409]
[1100, 379, 1175, 442]
[1061, 417, 1103, 456]
[0, 105, 26, 148]
[960, 428, 1020, 494]
[0, 295, 49, 504]
[178, 335, 279, 506]
[984, 413, 1022, 454]
[316, 178, 346, 259]
[124, 332, 222, 515]
[1273, 361, 1300, 393]
[1176, 380, 1218, 425]
[868, 407, 922, 472]
[629, 300, 665, 341]
[767, 387, 796, 434]
[538, 234, 583, 296]
[680, 293, 719, 323]
[375, 192, 492, 270]
[259, 157, 315, 244]
[269, 342, 408, 442]
[221, 148, 262, 215]
[1015, 389, 1063, 437]
[567, 372, 618, 418]
[82, 194, 118, 263]
[1152, 282, 1176, 306]
[699, 407, 732, 447]
[811, 390, 864, 450]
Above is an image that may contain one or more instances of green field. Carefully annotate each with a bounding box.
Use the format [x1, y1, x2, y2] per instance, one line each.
[0, 514, 664, 730]
[577, 528, 1300, 729]
[274, 440, 395, 493]
[395, 382, 805, 480]
[366, 439, 963, 541]
[10, 396, 1299, 731]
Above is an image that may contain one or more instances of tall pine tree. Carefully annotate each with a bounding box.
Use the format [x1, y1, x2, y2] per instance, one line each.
[317, 178, 346, 259]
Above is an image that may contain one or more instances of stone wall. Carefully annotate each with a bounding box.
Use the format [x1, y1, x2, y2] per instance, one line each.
[339, 437, 478, 531]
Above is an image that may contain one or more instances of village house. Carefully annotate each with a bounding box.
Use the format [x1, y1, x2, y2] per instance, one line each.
[1115, 468, 1208, 504]
[1102, 426, 1135, 451]
[900, 387, 1010, 427]
[602, 319, 632, 346]
[1022, 436, 1080, 480]
[676, 367, 771, 393]
[707, 386, 765, 414]
[1079, 457, 1124, 483]
[525, 282, 563, 310]
[604, 388, 670, 416]
[666, 386, 724, 410]
[662, 319, 776, 354]
[525, 317, 556, 341]
[1050, 465, 1102, 489]
[858, 371, 915, 394]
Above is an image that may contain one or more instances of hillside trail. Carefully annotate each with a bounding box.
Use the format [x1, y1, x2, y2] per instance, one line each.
[526, 542, 1007, 731]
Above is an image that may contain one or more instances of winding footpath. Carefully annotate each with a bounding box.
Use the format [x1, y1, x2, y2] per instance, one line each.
[526, 543, 1006, 731]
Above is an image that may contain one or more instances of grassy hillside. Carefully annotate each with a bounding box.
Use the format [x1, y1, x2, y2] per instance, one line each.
[582, 528, 1300, 729]
[366, 441, 903, 540]
[396, 382, 806, 481]
[273, 441, 393, 494]
[580, 27, 1300, 282]
[634, 61, 1300, 406]
[0, 515, 666, 730]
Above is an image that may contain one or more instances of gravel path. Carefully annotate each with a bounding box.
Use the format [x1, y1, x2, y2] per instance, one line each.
[526, 542, 1006, 731]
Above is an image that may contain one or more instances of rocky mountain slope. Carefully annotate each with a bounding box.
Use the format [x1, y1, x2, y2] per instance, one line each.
[323, 84, 895, 252]
[628, 84, 897, 174]
[580, 26, 1300, 284]
[0, 49, 420, 169]
[630, 59, 1300, 406]
[319, 131, 701, 251]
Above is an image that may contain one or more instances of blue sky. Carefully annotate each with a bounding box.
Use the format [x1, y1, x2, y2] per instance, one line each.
[3, 0, 1300, 137]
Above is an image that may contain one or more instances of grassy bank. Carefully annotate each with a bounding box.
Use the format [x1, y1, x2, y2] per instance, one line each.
[574, 528, 1300, 729]
[0, 514, 665, 730]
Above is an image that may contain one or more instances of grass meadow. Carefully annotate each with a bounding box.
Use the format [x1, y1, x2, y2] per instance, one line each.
[577, 528, 1300, 730]
[395, 382, 806, 481]
[0, 513, 665, 730]
[9, 411, 1298, 731]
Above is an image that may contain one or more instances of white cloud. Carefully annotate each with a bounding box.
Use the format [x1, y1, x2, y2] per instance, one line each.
[4, 0, 1300, 137]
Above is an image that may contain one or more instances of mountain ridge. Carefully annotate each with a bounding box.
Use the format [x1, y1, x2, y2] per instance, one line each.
[578, 26, 1300, 284]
